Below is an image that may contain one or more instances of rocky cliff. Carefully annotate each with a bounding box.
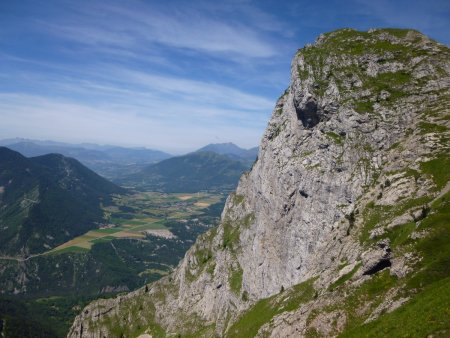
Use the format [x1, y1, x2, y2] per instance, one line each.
[68, 28, 450, 337]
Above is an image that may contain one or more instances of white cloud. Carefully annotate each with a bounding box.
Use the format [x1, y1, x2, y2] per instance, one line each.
[38, 1, 279, 59]
[112, 67, 274, 112]
[0, 88, 271, 153]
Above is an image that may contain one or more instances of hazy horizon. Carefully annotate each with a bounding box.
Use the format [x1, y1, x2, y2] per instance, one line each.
[0, 136, 258, 155]
[1, 0, 449, 153]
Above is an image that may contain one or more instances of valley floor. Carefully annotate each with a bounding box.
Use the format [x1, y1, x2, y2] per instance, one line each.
[0, 190, 227, 337]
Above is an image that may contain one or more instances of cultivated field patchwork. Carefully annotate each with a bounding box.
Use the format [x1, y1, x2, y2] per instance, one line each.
[48, 191, 223, 254]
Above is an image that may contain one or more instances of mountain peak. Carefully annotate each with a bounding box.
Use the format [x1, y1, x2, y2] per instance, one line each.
[196, 142, 258, 161]
[0, 146, 125, 256]
[119, 150, 249, 193]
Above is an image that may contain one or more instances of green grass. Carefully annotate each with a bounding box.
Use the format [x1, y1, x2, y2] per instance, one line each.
[354, 100, 374, 114]
[186, 233, 216, 282]
[418, 122, 448, 134]
[339, 190, 450, 337]
[361, 71, 412, 103]
[229, 265, 243, 295]
[388, 141, 401, 150]
[322, 270, 398, 336]
[301, 150, 314, 157]
[90, 236, 116, 244]
[221, 213, 255, 252]
[222, 219, 241, 251]
[123, 220, 148, 226]
[326, 131, 344, 145]
[193, 247, 213, 265]
[385, 221, 416, 248]
[47, 246, 89, 255]
[241, 213, 255, 228]
[297, 27, 424, 108]
[270, 122, 285, 140]
[329, 263, 361, 290]
[94, 227, 123, 234]
[227, 279, 315, 338]
[97, 298, 166, 338]
[359, 204, 392, 243]
[420, 155, 450, 189]
[232, 194, 245, 205]
[407, 191, 450, 290]
[339, 277, 450, 338]
[109, 217, 128, 225]
[131, 221, 167, 231]
[359, 194, 432, 245]
[377, 28, 411, 38]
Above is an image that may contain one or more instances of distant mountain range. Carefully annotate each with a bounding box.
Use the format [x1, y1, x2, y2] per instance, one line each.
[117, 151, 250, 192]
[0, 139, 172, 179]
[196, 142, 258, 161]
[116, 142, 258, 192]
[0, 147, 125, 256]
[0, 139, 258, 182]
[1, 140, 258, 192]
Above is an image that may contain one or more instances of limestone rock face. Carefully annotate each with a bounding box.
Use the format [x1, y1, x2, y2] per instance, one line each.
[68, 28, 450, 338]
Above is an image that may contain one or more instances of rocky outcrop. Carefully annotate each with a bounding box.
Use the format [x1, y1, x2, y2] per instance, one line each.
[69, 28, 450, 337]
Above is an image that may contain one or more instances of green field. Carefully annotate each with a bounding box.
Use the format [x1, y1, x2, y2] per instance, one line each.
[49, 191, 223, 254]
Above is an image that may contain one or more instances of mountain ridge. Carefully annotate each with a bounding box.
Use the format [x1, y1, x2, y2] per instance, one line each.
[0, 147, 125, 256]
[196, 143, 258, 161]
[117, 151, 250, 192]
[1, 140, 172, 179]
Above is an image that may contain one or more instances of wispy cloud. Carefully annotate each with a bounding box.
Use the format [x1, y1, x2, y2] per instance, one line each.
[0, 60, 274, 117]
[0, 93, 268, 153]
[37, 0, 280, 59]
[112, 67, 274, 111]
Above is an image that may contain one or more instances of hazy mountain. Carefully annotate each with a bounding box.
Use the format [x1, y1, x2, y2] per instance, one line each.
[71, 29, 450, 338]
[4, 141, 109, 161]
[196, 142, 258, 161]
[1, 140, 172, 179]
[0, 147, 125, 256]
[118, 151, 249, 192]
[0, 138, 73, 148]
[100, 146, 172, 163]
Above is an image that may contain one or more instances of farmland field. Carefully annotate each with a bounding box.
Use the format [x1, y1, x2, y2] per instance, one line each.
[48, 191, 224, 254]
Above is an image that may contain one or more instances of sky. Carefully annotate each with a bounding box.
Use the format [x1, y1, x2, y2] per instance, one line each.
[0, 0, 449, 153]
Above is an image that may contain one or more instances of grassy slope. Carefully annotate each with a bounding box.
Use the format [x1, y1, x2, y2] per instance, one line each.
[227, 279, 316, 337]
[340, 277, 450, 337]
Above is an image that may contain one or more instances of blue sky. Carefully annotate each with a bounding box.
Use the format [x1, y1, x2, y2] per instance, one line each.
[0, 0, 449, 153]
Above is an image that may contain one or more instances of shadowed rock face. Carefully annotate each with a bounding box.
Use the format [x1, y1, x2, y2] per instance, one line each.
[68, 28, 450, 338]
[294, 97, 327, 128]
